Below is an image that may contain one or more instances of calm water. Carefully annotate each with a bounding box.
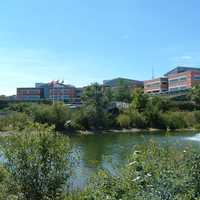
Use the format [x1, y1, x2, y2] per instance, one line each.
[69, 131, 200, 189]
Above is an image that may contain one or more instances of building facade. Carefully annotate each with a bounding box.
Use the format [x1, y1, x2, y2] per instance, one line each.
[168, 70, 200, 92]
[17, 82, 82, 102]
[17, 88, 44, 100]
[144, 77, 168, 93]
[103, 78, 143, 90]
[49, 83, 76, 102]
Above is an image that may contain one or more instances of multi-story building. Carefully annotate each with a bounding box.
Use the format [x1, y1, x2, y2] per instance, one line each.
[103, 78, 143, 90]
[17, 88, 44, 100]
[17, 81, 82, 102]
[49, 83, 76, 102]
[144, 77, 168, 93]
[167, 70, 200, 92]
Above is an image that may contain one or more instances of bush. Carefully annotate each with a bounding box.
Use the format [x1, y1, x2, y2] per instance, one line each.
[0, 112, 32, 131]
[0, 165, 11, 200]
[117, 114, 131, 128]
[129, 111, 147, 129]
[83, 143, 196, 200]
[1, 123, 72, 200]
[163, 112, 187, 130]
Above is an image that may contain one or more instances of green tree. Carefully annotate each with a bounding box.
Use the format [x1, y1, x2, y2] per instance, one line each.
[113, 80, 132, 103]
[189, 85, 200, 107]
[117, 114, 131, 128]
[131, 88, 149, 112]
[1, 123, 72, 200]
[81, 83, 110, 130]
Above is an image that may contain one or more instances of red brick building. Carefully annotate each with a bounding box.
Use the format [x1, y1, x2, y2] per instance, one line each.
[17, 88, 44, 100]
[168, 70, 200, 92]
[49, 84, 76, 101]
[144, 77, 168, 93]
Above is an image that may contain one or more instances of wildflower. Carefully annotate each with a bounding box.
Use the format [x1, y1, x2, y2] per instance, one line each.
[146, 173, 152, 177]
[132, 176, 140, 182]
[128, 161, 136, 166]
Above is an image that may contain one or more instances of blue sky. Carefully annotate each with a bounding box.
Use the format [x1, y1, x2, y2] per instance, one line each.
[1, 0, 200, 95]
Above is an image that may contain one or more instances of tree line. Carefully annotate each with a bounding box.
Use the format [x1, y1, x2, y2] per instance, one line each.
[1, 82, 200, 132]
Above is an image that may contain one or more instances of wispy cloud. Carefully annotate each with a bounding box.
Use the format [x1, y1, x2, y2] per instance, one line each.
[179, 56, 192, 60]
[169, 55, 193, 63]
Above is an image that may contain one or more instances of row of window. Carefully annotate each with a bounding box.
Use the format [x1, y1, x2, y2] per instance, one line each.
[169, 77, 187, 85]
[169, 86, 187, 92]
[145, 82, 160, 89]
[192, 76, 200, 81]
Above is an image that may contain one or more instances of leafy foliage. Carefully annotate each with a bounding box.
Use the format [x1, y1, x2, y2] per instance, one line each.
[1, 123, 72, 200]
[82, 143, 199, 200]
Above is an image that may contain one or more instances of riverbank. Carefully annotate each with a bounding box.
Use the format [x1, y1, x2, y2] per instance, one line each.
[77, 127, 200, 135]
[0, 131, 16, 137]
[1, 127, 199, 138]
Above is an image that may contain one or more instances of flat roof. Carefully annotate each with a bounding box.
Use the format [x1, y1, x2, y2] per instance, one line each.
[165, 66, 200, 76]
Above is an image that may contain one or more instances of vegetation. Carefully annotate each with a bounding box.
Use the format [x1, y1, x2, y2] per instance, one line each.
[1, 84, 200, 132]
[2, 127, 200, 200]
[0, 123, 71, 200]
[79, 143, 200, 200]
[1, 84, 200, 199]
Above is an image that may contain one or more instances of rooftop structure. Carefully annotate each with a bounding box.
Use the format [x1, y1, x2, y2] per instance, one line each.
[165, 66, 200, 77]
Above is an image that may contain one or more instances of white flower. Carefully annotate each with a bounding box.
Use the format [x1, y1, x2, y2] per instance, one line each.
[146, 173, 152, 177]
[132, 176, 140, 182]
[128, 161, 136, 166]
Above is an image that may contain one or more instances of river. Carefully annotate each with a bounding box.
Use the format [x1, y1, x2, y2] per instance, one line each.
[1, 131, 200, 190]
[69, 131, 200, 190]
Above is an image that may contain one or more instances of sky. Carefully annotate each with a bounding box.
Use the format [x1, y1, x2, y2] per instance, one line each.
[1, 0, 200, 95]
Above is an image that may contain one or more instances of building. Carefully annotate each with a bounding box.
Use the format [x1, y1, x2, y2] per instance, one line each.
[144, 66, 200, 94]
[17, 81, 83, 103]
[144, 77, 168, 93]
[167, 70, 200, 92]
[17, 88, 44, 100]
[48, 83, 76, 102]
[103, 78, 143, 89]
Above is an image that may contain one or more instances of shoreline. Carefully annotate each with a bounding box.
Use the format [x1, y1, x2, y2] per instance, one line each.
[77, 128, 199, 135]
[1, 128, 199, 137]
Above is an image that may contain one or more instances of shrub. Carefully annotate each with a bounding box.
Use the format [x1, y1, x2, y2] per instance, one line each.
[0, 165, 9, 200]
[83, 143, 195, 200]
[163, 112, 187, 130]
[1, 123, 72, 200]
[129, 111, 147, 129]
[0, 112, 32, 131]
[117, 114, 131, 128]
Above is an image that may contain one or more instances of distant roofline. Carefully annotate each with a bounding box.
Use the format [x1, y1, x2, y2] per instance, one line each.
[17, 87, 42, 90]
[103, 77, 143, 84]
[165, 66, 200, 76]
